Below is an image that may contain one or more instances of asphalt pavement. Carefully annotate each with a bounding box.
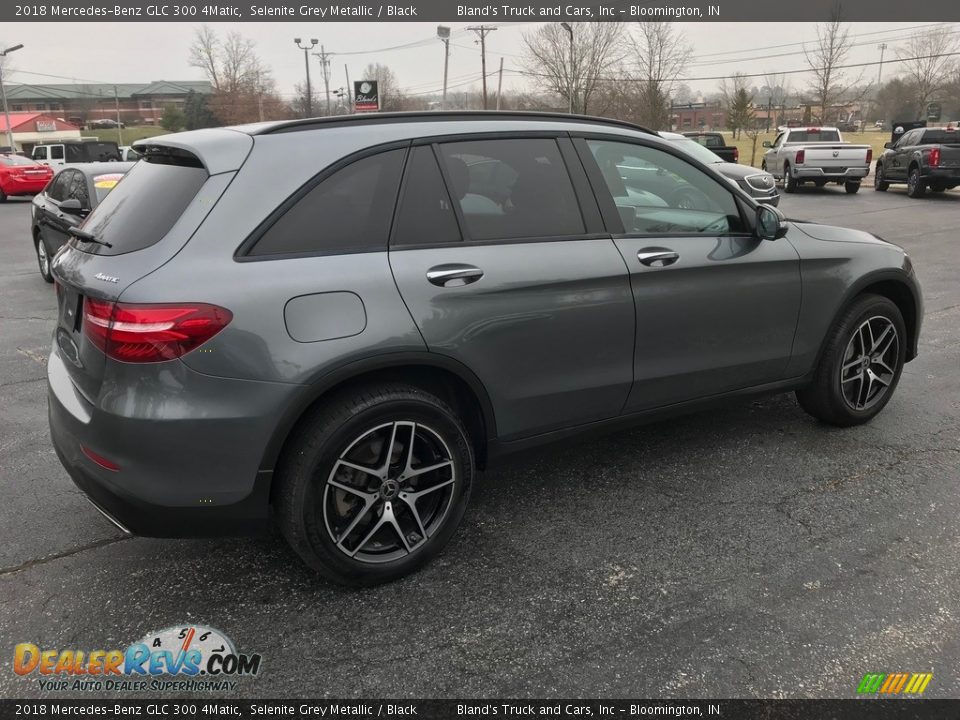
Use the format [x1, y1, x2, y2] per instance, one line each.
[0, 183, 958, 699]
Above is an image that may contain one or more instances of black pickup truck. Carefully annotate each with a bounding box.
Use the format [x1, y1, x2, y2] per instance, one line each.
[874, 126, 960, 197]
[682, 132, 739, 163]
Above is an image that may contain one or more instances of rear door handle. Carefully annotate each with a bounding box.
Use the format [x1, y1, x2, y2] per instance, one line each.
[426, 264, 484, 287]
[637, 249, 680, 267]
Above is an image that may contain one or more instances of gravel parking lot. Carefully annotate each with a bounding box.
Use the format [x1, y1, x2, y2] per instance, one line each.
[1, 184, 958, 699]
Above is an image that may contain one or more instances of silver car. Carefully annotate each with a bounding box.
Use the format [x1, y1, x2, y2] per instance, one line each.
[48, 112, 922, 585]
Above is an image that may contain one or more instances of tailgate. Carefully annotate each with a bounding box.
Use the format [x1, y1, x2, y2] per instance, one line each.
[937, 145, 960, 169]
[801, 145, 870, 168]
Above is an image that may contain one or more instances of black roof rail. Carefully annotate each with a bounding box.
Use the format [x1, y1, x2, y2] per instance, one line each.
[254, 110, 656, 137]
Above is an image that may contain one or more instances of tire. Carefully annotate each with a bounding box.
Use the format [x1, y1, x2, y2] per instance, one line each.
[796, 294, 906, 427]
[784, 164, 798, 193]
[275, 383, 474, 586]
[873, 163, 889, 191]
[844, 181, 860, 194]
[0, 188, 7, 203]
[906, 166, 926, 198]
[35, 233, 53, 283]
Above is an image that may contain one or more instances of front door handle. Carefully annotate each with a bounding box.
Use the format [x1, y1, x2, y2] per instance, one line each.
[426, 264, 484, 287]
[637, 249, 680, 267]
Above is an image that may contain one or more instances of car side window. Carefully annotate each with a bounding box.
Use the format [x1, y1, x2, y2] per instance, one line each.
[392, 145, 461, 247]
[586, 139, 744, 236]
[32, 147, 47, 161]
[47, 172, 69, 202]
[50, 146, 64, 160]
[67, 171, 91, 208]
[248, 148, 406, 257]
[436, 138, 584, 242]
[773, 132, 785, 148]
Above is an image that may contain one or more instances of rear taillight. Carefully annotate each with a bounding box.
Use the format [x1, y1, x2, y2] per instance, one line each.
[866, 148, 873, 164]
[795, 149, 806, 164]
[733, 147, 739, 162]
[82, 299, 232, 363]
[81, 445, 120, 472]
[929, 148, 940, 167]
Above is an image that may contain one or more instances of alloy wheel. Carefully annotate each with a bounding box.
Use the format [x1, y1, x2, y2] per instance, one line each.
[322, 421, 456, 564]
[839, 316, 899, 411]
[37, 241, 49, 276]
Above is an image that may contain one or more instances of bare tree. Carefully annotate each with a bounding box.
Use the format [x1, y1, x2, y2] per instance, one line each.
[896, 25, 960, 116]
[522, 22, 625, 115]
[760, 73, 792, 130]
[625, 22, 692, 129]
[803, 9, 863, 123]
[189, 25, 272, 124]
[361, 63, 402, 111]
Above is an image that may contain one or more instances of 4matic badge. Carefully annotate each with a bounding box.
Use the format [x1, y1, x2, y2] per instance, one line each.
[13, 625, 261, 692]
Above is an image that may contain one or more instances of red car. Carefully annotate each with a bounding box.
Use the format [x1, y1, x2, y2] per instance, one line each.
[0, 154, 54, 202]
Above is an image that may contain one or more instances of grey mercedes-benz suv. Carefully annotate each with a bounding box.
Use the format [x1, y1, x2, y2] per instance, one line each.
[48, 112, 922, 585]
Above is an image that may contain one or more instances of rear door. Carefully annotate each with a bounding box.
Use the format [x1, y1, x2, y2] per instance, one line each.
[389, 135, 635, 439]
[576, 135, 801, 412]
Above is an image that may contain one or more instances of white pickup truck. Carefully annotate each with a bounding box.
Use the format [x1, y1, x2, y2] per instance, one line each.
[761, 127, 872, 194]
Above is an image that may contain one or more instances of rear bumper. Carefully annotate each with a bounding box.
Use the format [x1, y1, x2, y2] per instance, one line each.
[923, 168, 960, 184]
[1, 177, 50, 196]
[46, 346, 295, 537]
[793, 167, 868, 180]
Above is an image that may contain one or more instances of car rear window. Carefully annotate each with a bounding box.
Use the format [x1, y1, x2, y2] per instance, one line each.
[76, 159, 207, 255]
[921, 130, 960, 144]
[786, 130, 841, 142]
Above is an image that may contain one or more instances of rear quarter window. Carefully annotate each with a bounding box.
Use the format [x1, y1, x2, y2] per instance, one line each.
[76, 159, 208, 255]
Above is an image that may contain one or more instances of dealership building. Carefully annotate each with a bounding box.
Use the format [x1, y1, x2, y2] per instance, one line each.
[0, 113, 81, 153]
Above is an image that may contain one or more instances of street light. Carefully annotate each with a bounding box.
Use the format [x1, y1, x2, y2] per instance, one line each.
[559, 23, 573, 114]
[437, 26, 450, 111]
[294, 37, 319, 117]
[1, 43, 24, 152]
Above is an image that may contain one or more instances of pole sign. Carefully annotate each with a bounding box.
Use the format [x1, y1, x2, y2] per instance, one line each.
[354, 81, 380, 112]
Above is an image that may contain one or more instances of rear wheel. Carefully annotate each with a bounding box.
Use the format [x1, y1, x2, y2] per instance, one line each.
[844, 181, 861, 194]
[0, 188, 7, 203]
[35, 233, 53, 283]
[796, 294, 906, 427]
[275, 384, 474, 586]
[784, 164, 798, 193]
[906, 166, 926, 198]
[873, 164, 889, 191]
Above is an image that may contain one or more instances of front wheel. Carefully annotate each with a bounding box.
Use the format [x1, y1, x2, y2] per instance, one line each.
[796, 294, 906, 427]
[844, 181, 861, 194]
[275, 384, 474, 586]
[874, 164, 889, 191]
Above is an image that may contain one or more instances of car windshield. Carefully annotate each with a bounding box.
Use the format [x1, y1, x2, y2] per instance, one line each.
[0, 155, 37, 166]
[669, 138, 724, 164]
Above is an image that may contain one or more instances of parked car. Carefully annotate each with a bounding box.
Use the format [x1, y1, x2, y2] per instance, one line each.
[874, 126, 960, 197]
[660, 131, 779, 206]
[682, 131, 739, 163]
[88, 118, 125, 129]
[31, 140, 122, 167]
[761, 126, 872, 194]
[0, 154, 54, 202]
[31, 162, 133, 281]
[47, 112, 922, 586]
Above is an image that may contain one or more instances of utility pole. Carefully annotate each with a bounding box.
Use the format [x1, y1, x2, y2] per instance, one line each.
[1, 44, 24, 152]
[496, 57, 504, 111]
[313, 46, 333, 115]
[344, 64, 352, 113]
[560, 22, 574, 114]
[294, 37, 319, 117]
[467, 25, 496, 110]
[113, 85, 123, 145]
[437, 25, 451, 111]
[877, 43, 887, 86]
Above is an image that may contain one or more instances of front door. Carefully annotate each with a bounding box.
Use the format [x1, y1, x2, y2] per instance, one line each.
[389, 137, 636, 440]
[576, 136, 802, 413]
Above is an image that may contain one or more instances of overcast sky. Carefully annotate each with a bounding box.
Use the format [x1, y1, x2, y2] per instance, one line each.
[1, 22, 949, 102]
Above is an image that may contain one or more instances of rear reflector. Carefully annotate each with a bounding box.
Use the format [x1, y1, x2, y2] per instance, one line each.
[83, 299, 232, 363]
[81, 445, 120, 472]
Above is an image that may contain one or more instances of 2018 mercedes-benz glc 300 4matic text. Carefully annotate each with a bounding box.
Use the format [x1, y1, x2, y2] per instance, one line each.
[48, 112, 922, 585]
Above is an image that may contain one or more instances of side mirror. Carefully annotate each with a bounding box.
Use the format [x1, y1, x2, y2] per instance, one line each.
[756, 204, 787, 241]
[59, 198, 87, 216]
[883, 141, 894, 149]
[762, 140, 773, 148]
